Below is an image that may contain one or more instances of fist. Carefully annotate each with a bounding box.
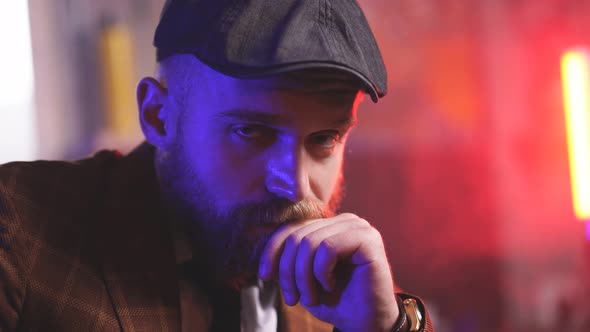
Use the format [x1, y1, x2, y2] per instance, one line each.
[258, 213, 399, 332]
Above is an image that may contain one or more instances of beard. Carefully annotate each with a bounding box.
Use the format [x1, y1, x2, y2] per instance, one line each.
[156, 143, 344, 288]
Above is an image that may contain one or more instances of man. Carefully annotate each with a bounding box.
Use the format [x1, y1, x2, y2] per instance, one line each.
[0, 0, 433, 331]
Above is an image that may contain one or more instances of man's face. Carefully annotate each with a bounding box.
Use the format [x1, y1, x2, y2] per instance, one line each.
[155, 64, 363, 285]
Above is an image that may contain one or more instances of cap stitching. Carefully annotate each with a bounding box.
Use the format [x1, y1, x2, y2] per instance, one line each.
[219, 0, 244, 33]
[325, 0, 343, 60]
[318, 0, 335, 60]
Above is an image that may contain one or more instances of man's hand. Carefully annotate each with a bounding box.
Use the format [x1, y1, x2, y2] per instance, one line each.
[258, 213, 399, 332]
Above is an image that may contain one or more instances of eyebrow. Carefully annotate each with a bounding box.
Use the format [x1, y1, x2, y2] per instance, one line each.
[216, 109, 357, 129]
[215, 110, 287, 125]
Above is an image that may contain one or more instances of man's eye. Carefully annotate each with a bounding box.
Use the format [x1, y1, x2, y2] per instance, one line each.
[309, 131, 341, 149]
[232, 125, 273, 139]
[235, 126, 261, 138]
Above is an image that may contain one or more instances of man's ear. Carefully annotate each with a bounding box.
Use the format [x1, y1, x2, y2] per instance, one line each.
[137, 77, 174, 148]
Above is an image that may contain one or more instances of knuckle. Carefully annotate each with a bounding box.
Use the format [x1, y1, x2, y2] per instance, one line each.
[367, 226, 382, 240]
[357, 217, 371, 227]
[300, 233, 318, 252]
[365, 228, 386, 251]
[365, 226, 383, 242]
[286, 233, 302, 247]
[318, 238, 336, 256]
[339, 212, 358, 220]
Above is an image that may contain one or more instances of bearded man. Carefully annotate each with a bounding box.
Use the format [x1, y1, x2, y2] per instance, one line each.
[0, 0, 433, 331]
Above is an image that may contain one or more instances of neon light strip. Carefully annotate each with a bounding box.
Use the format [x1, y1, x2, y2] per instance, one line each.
[562, 50, 590, 221]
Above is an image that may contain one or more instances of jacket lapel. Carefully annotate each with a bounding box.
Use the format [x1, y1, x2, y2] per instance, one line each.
[94, 144, 181, 332]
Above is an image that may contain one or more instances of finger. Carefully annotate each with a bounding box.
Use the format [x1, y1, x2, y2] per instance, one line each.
[277, 216, 356, 305]
[279, 233, 300, 305]
[259, 218, 319, 282]
[295, 218, 370, 306]
[313, 226, 385, 292]
[259, 213, 359, 280]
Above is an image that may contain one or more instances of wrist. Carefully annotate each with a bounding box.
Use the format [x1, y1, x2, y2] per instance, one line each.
[333, 294, 405, 332]
[371, 294, 403, 332]
[389, 294, 409, 332]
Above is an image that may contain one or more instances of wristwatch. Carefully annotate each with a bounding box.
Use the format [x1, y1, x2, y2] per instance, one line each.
[402, 298, 423, 332]
[333, 294, 426, 332]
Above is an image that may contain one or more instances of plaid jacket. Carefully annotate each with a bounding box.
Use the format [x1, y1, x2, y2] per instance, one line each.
[0, 144, 432, 331]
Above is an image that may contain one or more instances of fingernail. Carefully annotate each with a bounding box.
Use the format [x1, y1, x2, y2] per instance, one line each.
[284, 292, 295, 306]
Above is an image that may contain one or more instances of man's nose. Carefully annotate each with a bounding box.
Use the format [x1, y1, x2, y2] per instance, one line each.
[265, 145, 310, 203]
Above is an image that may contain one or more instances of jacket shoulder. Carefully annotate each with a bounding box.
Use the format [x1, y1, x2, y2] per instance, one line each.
[0, 150, 118, 193]
[0, 151, 120, 234]
[0, 150, 120, 329]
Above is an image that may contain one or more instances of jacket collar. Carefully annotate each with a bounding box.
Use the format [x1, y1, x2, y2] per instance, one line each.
[94, 143, 181, 331]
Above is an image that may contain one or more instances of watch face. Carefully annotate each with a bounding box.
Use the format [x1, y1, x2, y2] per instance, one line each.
[403, 298, 423, 332]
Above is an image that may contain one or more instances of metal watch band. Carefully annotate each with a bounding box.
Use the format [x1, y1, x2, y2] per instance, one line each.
[402, 298, 424, 332]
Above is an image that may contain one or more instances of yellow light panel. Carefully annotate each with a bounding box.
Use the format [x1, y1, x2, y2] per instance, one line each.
[562, 49, 590, 221]
[100, 23, 136, 136]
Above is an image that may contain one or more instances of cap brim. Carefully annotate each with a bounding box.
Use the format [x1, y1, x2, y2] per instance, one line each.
[195, 57, 381, 103]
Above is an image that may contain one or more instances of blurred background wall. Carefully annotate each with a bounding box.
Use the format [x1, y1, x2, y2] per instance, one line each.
[1, 0, 590, 331]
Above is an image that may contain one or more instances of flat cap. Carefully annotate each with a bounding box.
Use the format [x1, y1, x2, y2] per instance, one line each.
[154, 0, 387, 102]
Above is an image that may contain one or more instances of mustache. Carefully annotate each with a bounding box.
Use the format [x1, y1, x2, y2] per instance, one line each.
[227, 197, 329, 226]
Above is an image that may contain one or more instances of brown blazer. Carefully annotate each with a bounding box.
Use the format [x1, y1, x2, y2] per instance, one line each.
[0, 144, 431, 331]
